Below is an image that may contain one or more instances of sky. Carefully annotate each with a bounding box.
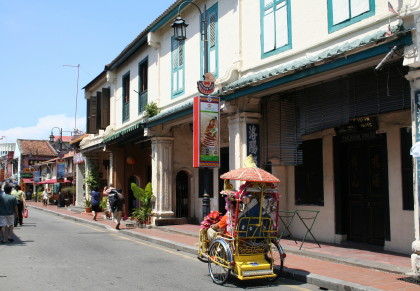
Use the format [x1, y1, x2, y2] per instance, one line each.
[0, 0, 176, 144]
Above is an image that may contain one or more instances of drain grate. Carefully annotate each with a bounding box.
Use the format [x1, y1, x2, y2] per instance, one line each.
[398, 277, 420, 285]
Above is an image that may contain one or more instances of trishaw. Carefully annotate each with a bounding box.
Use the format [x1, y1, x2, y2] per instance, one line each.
[198, 157, 286, 285]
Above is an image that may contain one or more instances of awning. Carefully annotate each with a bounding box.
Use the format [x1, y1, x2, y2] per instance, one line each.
[37, 179, 72, 184]
[22, 178, 34, 183]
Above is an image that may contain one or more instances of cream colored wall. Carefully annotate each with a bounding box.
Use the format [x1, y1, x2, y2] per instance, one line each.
[280, 110, 414, 254]
[380, 110, 414, 254]
[239, 0, 398, 78]
[282, 129, 337, 244]
[156, 0, 239, 110]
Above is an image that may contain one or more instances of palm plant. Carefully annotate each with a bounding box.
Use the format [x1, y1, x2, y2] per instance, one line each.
[131, 182, 154, 224]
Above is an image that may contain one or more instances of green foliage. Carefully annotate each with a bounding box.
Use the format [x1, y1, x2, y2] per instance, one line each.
[61, 186, 76, 195]
[145, 102, 160, 118]
[84, 165, 99, 191]
[99, 196, 107, 210]
[84, 198, 91, 208]
[131, 182, 154, 222]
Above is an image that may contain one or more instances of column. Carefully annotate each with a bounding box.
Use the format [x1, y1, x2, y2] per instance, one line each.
[151, 137, 175, 219]
[406, 70, 420, 276]
[227, 112, 261, 188]
[75, 162, 85, 206]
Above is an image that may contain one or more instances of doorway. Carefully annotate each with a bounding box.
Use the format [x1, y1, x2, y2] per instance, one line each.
[128, 176, 140, 215]
[218, 147, 229, 213]
[176, 171, 189, 218]
[338, 133, 390, 245]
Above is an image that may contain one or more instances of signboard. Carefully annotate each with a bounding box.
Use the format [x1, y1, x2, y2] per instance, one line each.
[193, 96, 220, 168]
[57, 160, 65, 182]
[73, 152, 86, 164]
[20, 172, 33, 178]
[197, 73, 216, 95]
[247, 124, 260, 167]
[34, 171, 40, 183]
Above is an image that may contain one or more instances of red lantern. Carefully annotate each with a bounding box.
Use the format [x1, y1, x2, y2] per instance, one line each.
[126, 156, 136, 165]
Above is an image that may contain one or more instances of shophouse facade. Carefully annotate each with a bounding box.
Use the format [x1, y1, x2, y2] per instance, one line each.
[79, 0, 420, 262]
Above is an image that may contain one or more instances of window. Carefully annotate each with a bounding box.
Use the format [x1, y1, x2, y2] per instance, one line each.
[328, 0, 375, 33]
[171, 36, 184, 97]
[122, 72, 130, 122]
[295, 139, 324, 205]
[138, 58, 148, 114]
[401, 128, 413, 211]
[261, 0, 291, 58]
[86, 96, 97, 134]
[202, 3, 218, 78]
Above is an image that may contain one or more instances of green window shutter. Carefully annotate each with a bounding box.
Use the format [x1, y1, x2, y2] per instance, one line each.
[171, 36, 184, 97]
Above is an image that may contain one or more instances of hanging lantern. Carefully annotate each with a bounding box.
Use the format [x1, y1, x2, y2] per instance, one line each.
[126, 156, 137, 165]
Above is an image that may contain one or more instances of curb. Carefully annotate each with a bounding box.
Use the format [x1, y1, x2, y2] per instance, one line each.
[27, 205, 393, 291]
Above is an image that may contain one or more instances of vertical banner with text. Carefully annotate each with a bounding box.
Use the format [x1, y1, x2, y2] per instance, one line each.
[193, 96, 220, 168]
[247, 124, 260, 167]
[57, 160, 65, 182]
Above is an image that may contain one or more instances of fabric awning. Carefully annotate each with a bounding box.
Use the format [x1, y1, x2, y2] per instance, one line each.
[37, 179, 72, 184]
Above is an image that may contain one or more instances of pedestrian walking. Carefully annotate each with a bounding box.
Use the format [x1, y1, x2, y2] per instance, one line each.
[0, 185, 19, 243]
[42, 188, 49, 206]
[103, 184, 115, 220]
[90, 186, 101, 221]
[11, 185, 27, 226]
[109, 189, 124, 230]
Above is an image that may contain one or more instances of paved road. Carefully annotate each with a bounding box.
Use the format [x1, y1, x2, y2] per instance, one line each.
[0, 208, 321, 290]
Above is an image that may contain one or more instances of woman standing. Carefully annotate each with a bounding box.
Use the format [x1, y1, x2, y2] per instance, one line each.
[90, 186, 101, 221]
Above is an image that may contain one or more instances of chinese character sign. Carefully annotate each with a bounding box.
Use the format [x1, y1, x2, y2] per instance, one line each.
[247, 124, 260, 167]
[193, 96, 220, 168]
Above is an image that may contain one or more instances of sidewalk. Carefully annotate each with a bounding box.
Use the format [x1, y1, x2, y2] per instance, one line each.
[26, 201, 417, 291]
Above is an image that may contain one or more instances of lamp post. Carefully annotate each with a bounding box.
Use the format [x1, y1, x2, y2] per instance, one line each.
[172, 1, 211, 217]
[171, 1, 208, 79]
[49, 127, 63, 152]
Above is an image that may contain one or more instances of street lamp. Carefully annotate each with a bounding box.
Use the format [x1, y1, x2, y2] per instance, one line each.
[49, 127, 63, 152]
[172, 1, 211, 217]
[171, 1, 208, 78]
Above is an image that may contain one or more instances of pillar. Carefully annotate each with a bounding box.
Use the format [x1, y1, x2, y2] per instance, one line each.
[151, 137, 175, 220]
[75, 162, 85, 206]
[227, 112, 261, 188]
[406, 69, 420, 276]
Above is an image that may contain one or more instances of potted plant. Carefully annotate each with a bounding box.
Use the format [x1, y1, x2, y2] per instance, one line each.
[99, 196, 110, 219]
[84, 198, 92, 213]
[84, 164, 99, 193]
[131, 182, 154, 227]
[145, 102, 160, 118]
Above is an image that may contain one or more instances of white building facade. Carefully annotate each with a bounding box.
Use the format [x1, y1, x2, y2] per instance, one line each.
[80, 1, 420, 270]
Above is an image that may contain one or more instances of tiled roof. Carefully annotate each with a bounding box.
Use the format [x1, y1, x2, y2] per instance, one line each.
[17, 139, 57, 156]
[51, 135, 72, 143]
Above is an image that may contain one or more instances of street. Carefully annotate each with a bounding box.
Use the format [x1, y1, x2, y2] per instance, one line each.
[0, 208, 321, 291]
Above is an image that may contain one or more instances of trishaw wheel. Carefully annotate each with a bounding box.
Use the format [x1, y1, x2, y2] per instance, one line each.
[265, 240, 285, 282]
[208, 239, 232, 285]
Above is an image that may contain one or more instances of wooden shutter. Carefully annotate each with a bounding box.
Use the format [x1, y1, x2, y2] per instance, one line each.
[101, 87, 110, 128]
[96, 91, 102, 131]
[88, 96, 97, 134]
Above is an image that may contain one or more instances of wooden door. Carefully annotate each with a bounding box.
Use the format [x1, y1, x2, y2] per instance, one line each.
[341, 134, 389, 245]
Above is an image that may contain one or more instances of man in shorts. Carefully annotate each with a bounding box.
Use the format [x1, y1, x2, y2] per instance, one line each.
[0, 185, 18, 243]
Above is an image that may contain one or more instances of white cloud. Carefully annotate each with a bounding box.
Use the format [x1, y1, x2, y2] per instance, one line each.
[0, 114, 86, 144]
